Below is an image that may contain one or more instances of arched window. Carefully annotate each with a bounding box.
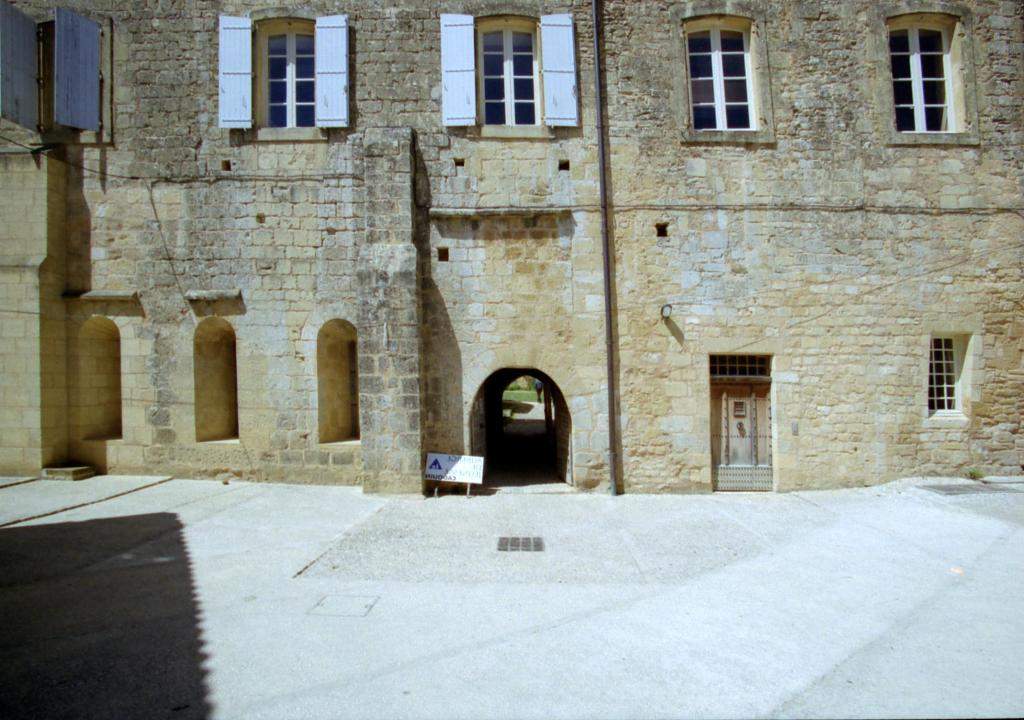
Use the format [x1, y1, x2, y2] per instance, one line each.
[477, 17, 541, 126]
[75, 316, 122, 441]
[684, 17, 756, 131]
[256, 18, 316, 128]
[317, 320, 359, 443]
[194, 318, 239, 442]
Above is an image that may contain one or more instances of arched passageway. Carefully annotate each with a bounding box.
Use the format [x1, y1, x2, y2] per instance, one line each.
[470, 368, 572, 488]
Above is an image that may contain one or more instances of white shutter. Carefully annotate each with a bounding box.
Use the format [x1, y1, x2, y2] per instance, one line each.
[218, 15, 252, 129]
[541, 14, 578, 127]
[315, 15, 348, 128]
[0, 1, 38, 130]
[440, 14, 475, 126]
[54, 8, 100, 131]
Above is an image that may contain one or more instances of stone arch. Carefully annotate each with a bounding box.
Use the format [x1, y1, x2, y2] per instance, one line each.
[194, 318, 239, 442]
[74, 316, 123, 442]
[469, 367, 573, 486]
[317, 319, 359, 443]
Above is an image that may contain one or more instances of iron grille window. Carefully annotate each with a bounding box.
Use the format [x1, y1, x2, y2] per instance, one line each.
[928, 337, 958, 412]
[710, 355, 771, 378]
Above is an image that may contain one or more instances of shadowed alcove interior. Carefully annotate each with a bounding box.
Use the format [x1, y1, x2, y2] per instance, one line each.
[193, 317, 239, 442]
[317, 319, 360, 443]
[73, 315, 123, 442]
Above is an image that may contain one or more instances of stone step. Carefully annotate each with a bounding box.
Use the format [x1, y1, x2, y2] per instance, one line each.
[41, 465, 96, 482]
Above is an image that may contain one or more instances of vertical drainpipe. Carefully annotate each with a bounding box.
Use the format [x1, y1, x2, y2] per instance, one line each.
[591, 0, 620, 495]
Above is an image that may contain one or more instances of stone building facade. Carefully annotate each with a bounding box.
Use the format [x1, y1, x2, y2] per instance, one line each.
[0, 0, 1021, 493]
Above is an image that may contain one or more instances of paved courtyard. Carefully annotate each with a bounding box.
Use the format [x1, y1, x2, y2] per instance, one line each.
[1, 475, 1022, 719]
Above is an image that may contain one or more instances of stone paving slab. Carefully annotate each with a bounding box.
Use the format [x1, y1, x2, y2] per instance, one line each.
[0, 475, 171, 526]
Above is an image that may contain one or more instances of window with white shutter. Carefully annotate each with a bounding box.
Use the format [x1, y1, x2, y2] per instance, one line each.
[314, 15, 348, 128]
[540, 14, 578, 127]
[0, 0, 39, 130]
[218, 15, 253, 128]
[477, 17, 540, 126]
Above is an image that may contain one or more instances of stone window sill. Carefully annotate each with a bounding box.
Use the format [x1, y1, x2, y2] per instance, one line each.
[247, 127, 330, 143]
[887, 130, 980, 147]
[680, 127, 776, 145]
[198, 438, 242, 445]
[320, 439, 361, 450]
[924, 411, 970, 429]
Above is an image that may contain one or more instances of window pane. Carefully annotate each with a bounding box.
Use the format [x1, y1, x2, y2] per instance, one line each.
[296, 80, 314, 103]
[892, 80, 913, 105]
[722, 54, 746, 78]
[693, 105, 717, 130]
[691, 78, 714, 104]
[920, 54, 944, 79]
[923, 79, 946, 105]
[269, 105, 287, 127]
[484, 102, 505, 125]
[689, 54, 712, 79]
[726, 104, 750, 129]
[888, 30, 909, 53]
[296, 105, 315, 127]
[268, 35, 287, 54]
[895, 106, 916, 131]
[918, 29, 943, 53]
[296, 57, 314, 79]
[483, 32, 502, 52]
[514, 101, 535, 125]
[484, 53, 503, 76]
[688, 31, 711, 53]
[512, 32, 532, 52]
[269, 81, 286, 104]
[513, 53, 532, 76]
[484, 78, 504, 100]
[925, 106, 947, 131]
[295, 34, 314, 55]
[514, 78, 534, 101]
[890, 54, 911, 79]
[720, 31, 744, 52]
[269, 57, 287, 79]
[724, 79, 748, 102]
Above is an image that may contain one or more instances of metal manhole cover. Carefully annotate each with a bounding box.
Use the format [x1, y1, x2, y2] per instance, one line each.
[922, 484, 1018, 496]
[497, 536, 545, 552]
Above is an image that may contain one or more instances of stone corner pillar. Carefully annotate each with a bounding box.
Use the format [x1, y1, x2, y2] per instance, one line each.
[357, 128, 423, 494]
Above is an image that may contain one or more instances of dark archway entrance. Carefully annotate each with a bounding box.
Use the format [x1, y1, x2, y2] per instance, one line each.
[470, 368, 572, 488]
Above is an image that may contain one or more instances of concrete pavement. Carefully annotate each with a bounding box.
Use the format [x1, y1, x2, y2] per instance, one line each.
[0, 475, 1022, 719]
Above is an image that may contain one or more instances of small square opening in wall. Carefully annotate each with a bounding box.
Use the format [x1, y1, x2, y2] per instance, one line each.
[437, 247, 450, 262]
[221, 160, 232, 172]
[656, 223, 669, 238]
[558, 159, 570, 172]
[453, 158, 465, 168]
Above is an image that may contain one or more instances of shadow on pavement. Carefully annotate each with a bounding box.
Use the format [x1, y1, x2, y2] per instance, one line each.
[0, 513, 210, 720]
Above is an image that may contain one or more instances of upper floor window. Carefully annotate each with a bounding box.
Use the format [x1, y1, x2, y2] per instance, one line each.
[478, 20, 539, 126]
[685, 19, 755, 132]
[264, 26, 315, 127]
[889, 25, 953, 133]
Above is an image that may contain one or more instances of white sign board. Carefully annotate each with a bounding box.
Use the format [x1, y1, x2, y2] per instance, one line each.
[425, 453, 484, 485]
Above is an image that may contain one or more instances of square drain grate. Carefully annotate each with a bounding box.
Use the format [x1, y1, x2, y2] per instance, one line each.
[498, 536, 545, 552]
[922, 484, 1018, 496]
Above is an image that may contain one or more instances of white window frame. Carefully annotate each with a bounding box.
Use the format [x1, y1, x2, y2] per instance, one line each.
[684, 19, 757, 132]
[260, 22, 316, 129]
[928, 335, 963, 415]
[476, 19, 542, 127]
[888, 24, 956, 134]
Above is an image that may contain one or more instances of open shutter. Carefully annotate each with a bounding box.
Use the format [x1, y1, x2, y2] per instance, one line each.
[440, 14, 475, 126]
[315, 15, 348, 128]
[218, 16, 252, 129]
[0, 1, 38, 130]
[541, 14, 578, 127]
[54, 8, 100, 131]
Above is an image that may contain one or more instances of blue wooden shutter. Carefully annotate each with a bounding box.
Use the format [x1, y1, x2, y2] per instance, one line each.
[218, 15, 252, 129]
[541, 14, 578, 127]
[440, 14, 475, 126]
[54, 8, 100, 131]
[315, 14, 348, 128]
[0, 1, 38, 130]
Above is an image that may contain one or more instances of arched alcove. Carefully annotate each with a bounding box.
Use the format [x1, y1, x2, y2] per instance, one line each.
[194, 318, 239, 442]
[76, 316, 123, 441]
[317, 319, 359, 443]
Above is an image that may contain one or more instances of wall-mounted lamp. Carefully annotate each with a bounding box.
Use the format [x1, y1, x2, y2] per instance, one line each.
[660, 304, 673, 319]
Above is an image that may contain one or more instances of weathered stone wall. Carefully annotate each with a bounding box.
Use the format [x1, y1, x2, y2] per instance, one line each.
[0, 0, 1020, 491]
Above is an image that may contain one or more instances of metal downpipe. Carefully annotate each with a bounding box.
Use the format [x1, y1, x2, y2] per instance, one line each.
[591, 0, 621, 495]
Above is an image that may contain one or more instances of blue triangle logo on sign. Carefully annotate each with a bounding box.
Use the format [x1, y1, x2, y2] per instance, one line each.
[429, 459, 443, 470]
